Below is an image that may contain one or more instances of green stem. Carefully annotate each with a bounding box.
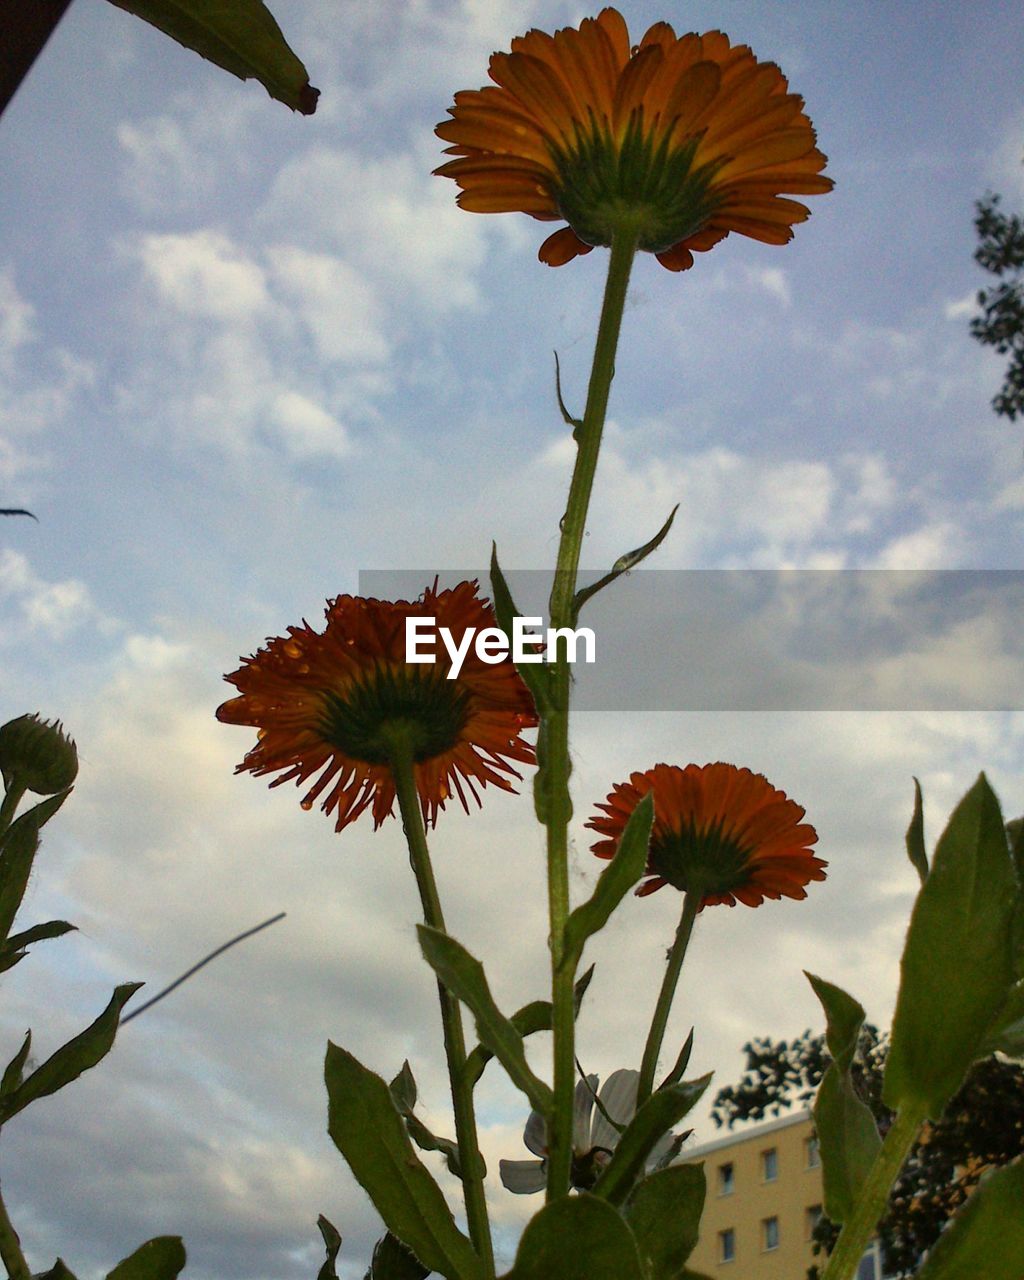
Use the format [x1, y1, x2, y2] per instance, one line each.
[0, 1171, 31, 1280]
[637, 888, 701, 1107]
[544, 230, 638, 1201]
[0, 783, 26, 837]
[819, 1105, 925, 1280]
[387, 739, 495, 1279]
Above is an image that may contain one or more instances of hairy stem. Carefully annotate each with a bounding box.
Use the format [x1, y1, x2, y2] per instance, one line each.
[637, 889, 701, 1106]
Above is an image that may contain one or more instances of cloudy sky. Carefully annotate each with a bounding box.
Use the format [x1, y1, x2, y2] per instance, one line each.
[2, 0, 1024, 1276]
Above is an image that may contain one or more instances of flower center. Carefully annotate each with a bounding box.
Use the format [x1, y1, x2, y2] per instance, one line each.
[551, 111, 724, 253]
[570, 1146, 613, 1191]
[318, 664, 470, 765]
[649, 818, 754, 895]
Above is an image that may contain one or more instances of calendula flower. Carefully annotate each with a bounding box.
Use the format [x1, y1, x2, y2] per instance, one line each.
[500, 1069, 681, 1194]
[435, 8, 832, 270]
[587, 762, 825, 905]
[217, 582, 537, 832]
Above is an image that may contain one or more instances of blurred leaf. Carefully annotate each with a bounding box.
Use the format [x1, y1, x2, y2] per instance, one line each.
[805, 973, 881, 1223]
[562, 793, 653, 968]
[36, 1262, 78, 1279]
[417, 926, 553, 1115]
[623, 1163, 705, 1279]
[502, 1193, 644, 1280]
[905, 778, 928, 884]
[490, 544, 551, 713]
[0, 982, 142, 1123]
[316, 1215, 342, 1280]
[0, 919, 76, 971]
[1, 1029, 31, 1097]
[592, 1076, 711, 1206]
[105, 0, 318, 113]
[658, 1028, 694, 1091]
[388, 1061, 417, 1114]
[325, 1043, 484, 1280]
[105, 1237, 186, 1279]
[364, 1233, 430, 1280]
[573, 506, 679, 617]
[913, 1155, 1024, 1280]
[979, 979, 1024, 1058]
[0, 789, 72, 942]
[884, 775, 1018, 1118]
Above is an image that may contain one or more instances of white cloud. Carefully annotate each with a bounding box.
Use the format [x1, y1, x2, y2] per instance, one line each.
[874, 522, 961, 569]
[267, 246, 390, 365]
[134, 231, 270, 320]
[269, 390, 352, 460]
[0, 550, 107, 641]
[944, 292, 977, 321]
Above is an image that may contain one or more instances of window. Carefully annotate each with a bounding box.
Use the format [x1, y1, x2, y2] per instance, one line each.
[718, 1228, 735, 1263]
[717, 1161, 734, 1195]
[761, 1147, 778, 1182]
[806, 1204, 823, 1240]
[857, 1241, 882, 1280]
[805, 1134, 821, 1168]
[762, 1217, 779, 1251]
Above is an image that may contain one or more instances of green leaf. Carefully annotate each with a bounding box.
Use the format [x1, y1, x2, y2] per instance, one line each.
[502, 1193, 644, 1280]
[884, 774, 1018, 1118]
[912, 1156, 1024, 1280]
[316, 1215, 342, 1280]
[563, 792, 653, 969]
[905, 777, 928, 884]
[490, 544, 552, 713]
[0, 919, 76, 971]
[658, 1028, 694, 1092]
[979, 978, 1024, 1058]
[553, 351, 583, 435]
[592, 1076, 711, 1206]
[0, 982, 142, 1123]
[623, 1164, 705, 1279]
[324, 1042, 483, 1280]
[416, 926, 553, 1115]
[105, 0, 318, 113]
[105, 1237, 186, 1280]
[0, 789, 71, 943]
[573, 506, 679, 617]
[388, 1069, 464, 1179]
[364, 1233, 430, 1280]
[36, 1262, 78, 1279]
[389, 1061, 417, 1114]
[1, 1029, 31, 1097]
[806, 973, 881, 1223]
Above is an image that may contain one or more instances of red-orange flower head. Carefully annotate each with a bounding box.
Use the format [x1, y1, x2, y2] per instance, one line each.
[217, 582, 538, 832]
[435, 8, 832, 270]
[587, 762, 825, 907]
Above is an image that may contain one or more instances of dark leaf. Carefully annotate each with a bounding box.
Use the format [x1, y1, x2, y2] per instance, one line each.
[316, 1215, 342, 1280]
[573, 506, 679, 617]
[364, 1233, 430, 1280]
[624, 1163, 705, 1278]
[913, 1155, 1024, 1279]
[105, 1237, 186, 1280]
[501, 1193, 644, 1280]
[905, 778, 928, 884]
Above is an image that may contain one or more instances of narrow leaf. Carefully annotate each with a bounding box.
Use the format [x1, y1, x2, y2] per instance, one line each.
[563, 792, 653, 968]
[573, 506, 679, 616]
[325, 1042, 483, 1280]
[884, 774, 1018, 1117]
[502, 1193, 644, 1280]
[36, 1262, 78, 1279]
[1, 1030, 31, 1097]
[658, 1028, 695, 1092]
[553, 351, 583, 434]
[388, 1061, 417, 1115]
[0, 788, 72, 943]
[490, 544, 551, 712]
[105, 0, 319, 113]
[0, 982, 142, 1122]
[592, 1076, 711, 1206]
[317, 1215, 342, 1280]
[4, 920, 75, 952]
[105, 1237, 186, 1280]
[365, 1233, 430, 1280]
[806, 973, 865, 1074]
[905, 778, 928, 884]
[912, 1156, 1024, 1280]
[417, 926, 553, 1115]
[624, 1164, 705, 1279]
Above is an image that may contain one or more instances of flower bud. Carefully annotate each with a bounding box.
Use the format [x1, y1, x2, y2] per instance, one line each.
[0, 714, 79, 795]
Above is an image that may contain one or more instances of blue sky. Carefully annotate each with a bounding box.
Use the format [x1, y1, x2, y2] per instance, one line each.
[2, 1, 1024, 1277]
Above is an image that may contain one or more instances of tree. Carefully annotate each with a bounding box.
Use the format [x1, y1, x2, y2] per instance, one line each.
[971, 190, 1024, 421]
[711, 1029, 1024, 1278]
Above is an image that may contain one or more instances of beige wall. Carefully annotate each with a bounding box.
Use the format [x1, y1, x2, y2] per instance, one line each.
[680, 1112, 824, 1278]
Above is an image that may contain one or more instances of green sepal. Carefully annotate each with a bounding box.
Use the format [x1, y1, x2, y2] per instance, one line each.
[104, 0, 318, 113]
[316, 1215, 342, 1280]
[36, 1262, 78, 1279]
[501, 1193, 644, 1280]
[490, 544, 552, 713]
[562, 792, 653, 970]
[1, 1029, 31, 1097]
[553, 351, 583, 436]
[573, 506, 679, 618]
[905, 778, 928, 884]
[806, 973, 881, 1222]
[623, 1163, 705, 1279]
[0, 982, 142, 1123]
[0, 919, 76, 972]
[389, 1062, 464, 1179]
[417, 925, 553, 1115]
[884, 774, 1018, 1118]
[912, 1155, 1024, 1280]
[105, 1237, 186, 1280]
[364, 1233, 430, 1280]
[658, 1028, 694, 1092]
[978, 979, 1024, 1058]
[0, 789, 72, 943]
[592, 1076, 711, 1206]
[324, 1042, 483, 1280]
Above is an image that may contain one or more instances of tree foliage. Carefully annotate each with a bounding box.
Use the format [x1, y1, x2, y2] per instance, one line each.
[711, 1029, 1024, 1278]
[971, 191, 1024, 421]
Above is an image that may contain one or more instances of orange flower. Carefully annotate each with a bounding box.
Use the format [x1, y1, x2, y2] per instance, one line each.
[435, 8, 832, 270]
[587, 762, 825, 906]
[217, 582, 537, 831]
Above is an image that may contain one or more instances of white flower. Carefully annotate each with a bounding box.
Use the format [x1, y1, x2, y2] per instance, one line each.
[499, 1069, 680, 1195]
